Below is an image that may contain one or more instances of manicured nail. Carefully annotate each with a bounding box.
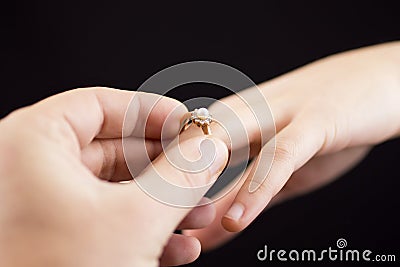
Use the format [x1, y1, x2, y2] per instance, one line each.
[225, 202, 244, 221]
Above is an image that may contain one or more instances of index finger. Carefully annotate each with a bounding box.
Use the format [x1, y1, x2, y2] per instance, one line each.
[30, 87, 186, 149]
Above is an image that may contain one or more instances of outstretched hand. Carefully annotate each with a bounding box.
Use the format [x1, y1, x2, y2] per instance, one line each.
[186, 41, 400, 249]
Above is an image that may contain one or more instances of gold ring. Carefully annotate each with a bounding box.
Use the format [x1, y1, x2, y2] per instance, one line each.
[180, 107, 217, 135]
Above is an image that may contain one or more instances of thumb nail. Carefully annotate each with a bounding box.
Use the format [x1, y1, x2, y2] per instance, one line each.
[200, 137, 228, 177]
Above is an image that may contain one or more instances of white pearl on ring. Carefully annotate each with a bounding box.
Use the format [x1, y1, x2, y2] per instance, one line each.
[196, 107, 210, 120]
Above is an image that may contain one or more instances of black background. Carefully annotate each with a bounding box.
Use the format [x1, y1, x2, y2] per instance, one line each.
[2, 1, 400, 266]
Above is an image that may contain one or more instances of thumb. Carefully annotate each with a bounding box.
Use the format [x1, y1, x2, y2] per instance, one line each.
[121, 135, 228, 237]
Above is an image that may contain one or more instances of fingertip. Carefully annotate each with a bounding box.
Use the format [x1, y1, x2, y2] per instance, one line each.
[179, 236, 202, 265]
[188, 236, 202, 261]
[158, 99, 188, 139]
[221, 202, 247, 232]
[221, 183, 273, 233]
[159, 235, 201, 266]
[202, 137, 229, 176]
[177, 198, 216, 229]
[221, 217, 244, 232]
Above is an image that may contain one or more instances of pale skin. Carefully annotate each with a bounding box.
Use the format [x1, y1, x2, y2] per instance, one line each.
[0, 41, 399, 266]
[185, 41, 400, 250]
[0, 88, 229, 267]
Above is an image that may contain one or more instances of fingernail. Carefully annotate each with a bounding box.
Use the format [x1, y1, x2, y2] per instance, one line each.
[225, 202, 244, 221]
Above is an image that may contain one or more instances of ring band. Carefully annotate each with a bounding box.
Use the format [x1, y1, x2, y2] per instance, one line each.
[179, 107, 216, 135]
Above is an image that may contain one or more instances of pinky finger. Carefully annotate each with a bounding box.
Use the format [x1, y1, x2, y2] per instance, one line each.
[222, 116, 326, 232]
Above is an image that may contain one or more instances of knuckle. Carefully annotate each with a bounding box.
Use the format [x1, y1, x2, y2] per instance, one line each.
[98, 139, 118, 180]
[274, 139, 296, 170]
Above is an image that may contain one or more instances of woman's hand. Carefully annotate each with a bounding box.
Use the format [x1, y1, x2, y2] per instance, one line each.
[185, 41, 400, 249]
[0, 88, 228, 267]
